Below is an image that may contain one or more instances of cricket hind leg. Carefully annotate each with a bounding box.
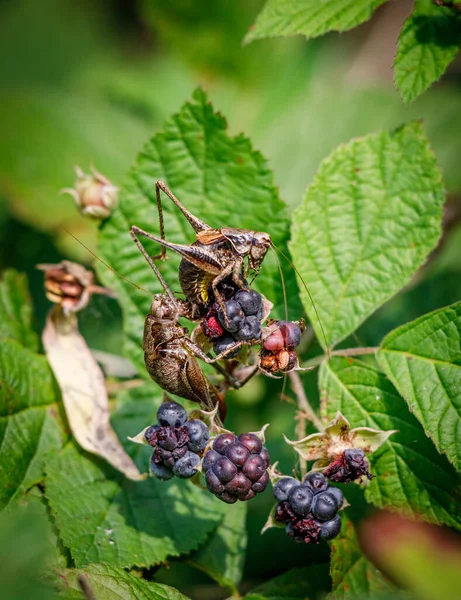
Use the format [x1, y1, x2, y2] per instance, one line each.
[155, 180, 211, 237]
[130, 226, 180, 308]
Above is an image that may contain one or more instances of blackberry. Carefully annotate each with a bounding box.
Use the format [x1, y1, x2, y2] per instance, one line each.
[202, 449, 220, 472]
[225, 442, 250, 467]
[157, 402, 188, 428]
[234, 315, 262, 342]
[320, 514, 342, 540]
[144, 424, 161, 446]
[150, 457, 174, 480]
[312, 492, 338, 522]
[206, 469, 225, 495]
[327, 485, 344, 509]
[213, 335, 241, 359]
[303, 472, 328, 494]
[156, 427, 178, 451]
[213, 457, 237, 482]
[274, 500, 297, 523]
[238, 432, 262, 454]
[288, 486, 314, 517]
[234, 289, 264, 317]
[145, 401, 210, 481]
[184, 419, 210, 452]
[213, 433, 237, 454]
[242, 455, 266, 482]
[274, 473, 342, 544]
[173, 451, 200, 479]
[204, 432, 270, 503]
[252, 470, 269, 493]
[217, 491, 238, 504]
[217, 300, 244, 333]
[273, 477, 300, 502]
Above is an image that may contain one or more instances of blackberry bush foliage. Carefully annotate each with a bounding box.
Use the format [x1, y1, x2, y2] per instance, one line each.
[3, 81, 461, 600]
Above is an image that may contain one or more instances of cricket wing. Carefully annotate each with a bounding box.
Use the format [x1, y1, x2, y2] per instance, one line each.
[182, 356, 226, 420]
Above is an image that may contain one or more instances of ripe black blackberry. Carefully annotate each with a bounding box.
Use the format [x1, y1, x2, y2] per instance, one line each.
[145, 401, 210, 480]
[273, 473, 343, 543]
[203, 432, 270, 503]
[201, 289, 265, 357]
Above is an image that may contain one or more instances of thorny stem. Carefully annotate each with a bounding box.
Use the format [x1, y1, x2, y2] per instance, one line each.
[301, 346, 379, 370]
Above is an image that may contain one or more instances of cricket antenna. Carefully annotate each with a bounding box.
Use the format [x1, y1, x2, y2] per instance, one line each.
[61, 226, 155, 298]
[271, 242, 330, 356]
[269, 245, 289, 323]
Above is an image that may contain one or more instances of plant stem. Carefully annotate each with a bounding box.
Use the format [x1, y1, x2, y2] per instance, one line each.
[301, 346, 379, 370]
[289, 371, 325, 433]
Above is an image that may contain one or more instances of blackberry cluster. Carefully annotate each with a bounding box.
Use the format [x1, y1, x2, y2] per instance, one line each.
[261, 320, 303, 374]
[203, 432, 270, 504]
[324, 448, 373, 483]
[273, 472, 342, 543]
[202, 289, 264, 358]
[145, 401, 210, 480]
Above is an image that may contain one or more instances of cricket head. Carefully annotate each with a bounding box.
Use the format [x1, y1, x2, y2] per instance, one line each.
[249, 231, 271, 271]
[149, 294, 178, 322]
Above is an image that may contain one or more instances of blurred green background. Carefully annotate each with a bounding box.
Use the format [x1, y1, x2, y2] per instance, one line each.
[1, 0, 461, 598]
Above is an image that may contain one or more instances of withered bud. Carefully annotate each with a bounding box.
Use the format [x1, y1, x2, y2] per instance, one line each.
[37, 260, 114, 314]
[61, 166, 118, 219]
[323, 448, 373, 484]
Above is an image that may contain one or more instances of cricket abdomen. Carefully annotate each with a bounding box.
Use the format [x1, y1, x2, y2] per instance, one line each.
[179, 258, 215, 311]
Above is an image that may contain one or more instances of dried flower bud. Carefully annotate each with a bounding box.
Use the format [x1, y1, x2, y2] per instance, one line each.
[61, 166, 118, 219]
[37, 260, 114, 314]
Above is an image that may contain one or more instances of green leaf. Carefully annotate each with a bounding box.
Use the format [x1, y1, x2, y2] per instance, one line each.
[57, 564, 190, 600]
[45, 382, 227, 568]
[0, 497, 60, 600]
[394, 0, 461, 104]
[244, 564, 331, 600]
[0, 269, 38, 351]
[0, 339, 65, 510]
[244, 0, 389, 44]
[97, 88, 298, 372]
[329, 515, 393, 599]
[189, 502, 247, 595]
[290, 122, 445, 349]
[320, 357, 461, 530]
[378, 301, 461, 472]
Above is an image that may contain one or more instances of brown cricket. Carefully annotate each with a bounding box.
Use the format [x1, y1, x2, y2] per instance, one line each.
[130, 180, 272, 324]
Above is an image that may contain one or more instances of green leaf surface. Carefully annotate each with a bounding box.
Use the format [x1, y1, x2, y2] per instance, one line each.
[320, 357, 461, 530]
[97, 88, 299, 372]
[57, 564, 190, 600]
[290, 122, 445, 349]
[245, 0, 389, 44]
[189, 502, 247, 595]
[378, 301, 461, 472]
[0, 497, 60, 600]
[45, 382, 227, 568]
[0, 269, 38, 351]
[328, 516, 393, 599]
[244, 564, 331, 600]
[0, 339, 65, 510]
[394, 0, 461, 104]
